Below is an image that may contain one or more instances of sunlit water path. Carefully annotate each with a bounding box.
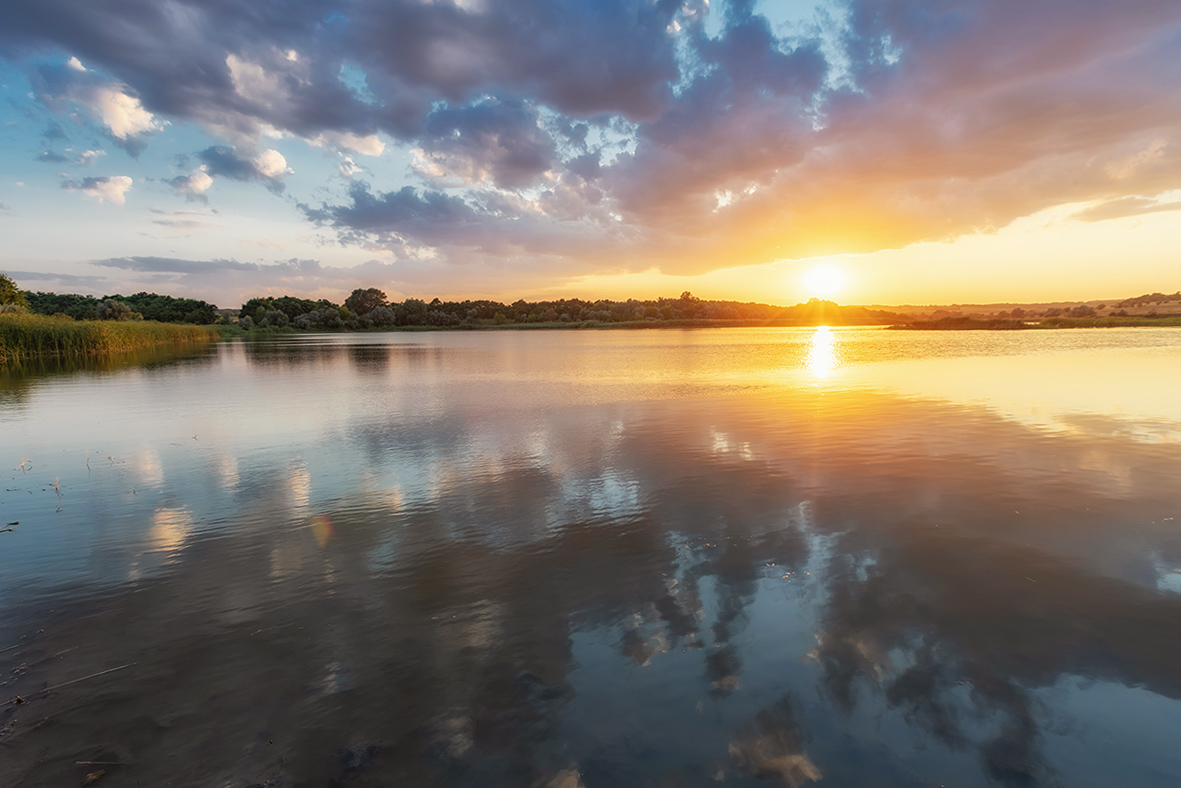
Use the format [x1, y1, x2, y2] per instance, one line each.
[2, 328, 1180, 788]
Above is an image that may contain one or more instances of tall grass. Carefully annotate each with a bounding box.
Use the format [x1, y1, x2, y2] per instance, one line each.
[0, 314, 218, 363]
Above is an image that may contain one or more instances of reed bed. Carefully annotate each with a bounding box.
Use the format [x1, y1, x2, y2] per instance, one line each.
[0, 314, 217, 362]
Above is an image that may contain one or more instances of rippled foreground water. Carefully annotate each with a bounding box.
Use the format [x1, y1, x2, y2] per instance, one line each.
[2, 328, 1180, 788]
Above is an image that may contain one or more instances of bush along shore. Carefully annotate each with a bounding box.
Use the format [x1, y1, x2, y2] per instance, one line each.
[0, 313, 218, 363]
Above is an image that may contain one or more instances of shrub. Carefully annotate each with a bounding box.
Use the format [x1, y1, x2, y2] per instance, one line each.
[259, 309, 290, 328]
[363, 306, 397, 327]
[97, 298, 135, 321]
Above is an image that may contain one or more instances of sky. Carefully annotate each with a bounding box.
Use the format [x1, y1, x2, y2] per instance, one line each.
[1, 0, 1179, 309]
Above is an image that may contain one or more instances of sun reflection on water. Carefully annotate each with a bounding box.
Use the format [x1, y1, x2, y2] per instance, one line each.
[806, 326, 838, 378]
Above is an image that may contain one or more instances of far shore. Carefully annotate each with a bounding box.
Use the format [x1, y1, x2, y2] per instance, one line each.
[5, 307, 1181, 364]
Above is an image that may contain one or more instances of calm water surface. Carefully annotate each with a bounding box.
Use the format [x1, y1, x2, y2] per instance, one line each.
[2, 327, 1180, 788]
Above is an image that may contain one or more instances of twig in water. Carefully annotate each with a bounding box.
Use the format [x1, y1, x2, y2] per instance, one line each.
[14, 457, 32, 472]
[7, 663, 136, 704]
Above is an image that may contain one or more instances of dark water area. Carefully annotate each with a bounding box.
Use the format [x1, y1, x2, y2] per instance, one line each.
[2, 328, 1180, 788]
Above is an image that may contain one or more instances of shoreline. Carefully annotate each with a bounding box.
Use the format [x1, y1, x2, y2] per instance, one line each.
[0, 314, 218, 363]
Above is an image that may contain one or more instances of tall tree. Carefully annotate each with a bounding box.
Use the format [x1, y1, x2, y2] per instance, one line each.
[344, 288, 387, 315]
[0, 273, 28, 307]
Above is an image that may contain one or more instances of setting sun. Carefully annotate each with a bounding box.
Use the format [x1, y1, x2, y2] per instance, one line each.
[803, 264, 847, 299]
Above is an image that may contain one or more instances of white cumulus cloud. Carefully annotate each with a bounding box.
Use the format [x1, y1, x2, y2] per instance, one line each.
[254, 149, 292, 178]
[93, 86, 163, 139]
[311, 131, 385, 157]
[65, 175, 133, 205]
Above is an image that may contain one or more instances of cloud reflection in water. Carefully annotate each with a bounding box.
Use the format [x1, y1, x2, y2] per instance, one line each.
[1, 331, 1181, 787]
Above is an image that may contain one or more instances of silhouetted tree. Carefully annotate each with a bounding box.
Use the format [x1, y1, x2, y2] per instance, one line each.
[345, 288, 387, 315]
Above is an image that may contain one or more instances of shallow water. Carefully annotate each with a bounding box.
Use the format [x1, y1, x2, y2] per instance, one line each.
[2, 327, 1180, 788]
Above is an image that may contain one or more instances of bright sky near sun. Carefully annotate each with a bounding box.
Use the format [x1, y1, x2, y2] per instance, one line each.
[1, 0, 1179, 308]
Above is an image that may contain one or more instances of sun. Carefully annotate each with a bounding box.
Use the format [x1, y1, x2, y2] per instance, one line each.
[802, 264, 846, 300]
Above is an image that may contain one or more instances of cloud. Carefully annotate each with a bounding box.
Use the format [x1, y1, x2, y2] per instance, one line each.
[310, 131, 385, 157]
[152, 219, 223, 230]
[4, 0, 1181, 290]
[168, 167, 215, 202]
[338, 156, 361, 178]
[0, 268, 107, 288]
[38, 148, 104, 165]
[88, 255, 408, 306]
[29, 60, 164, 147]
[93, 256, 261, 274]
[197, 146, 290, 192]
[304, 182, 479, 239]
[1072, 195, 1181, 223]
[413, 98, 557, 189]
[253, 149, 291, 178]
[62, 175, 133, 205]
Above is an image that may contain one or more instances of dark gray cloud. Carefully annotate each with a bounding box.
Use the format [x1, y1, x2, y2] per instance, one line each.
[417, 98, 557, 188]
[305, 183, 480, 239]
[2, 0, 679, 148]
[38, 147, 103, 165]
[196, 146, 288, 193]
[197, 146, 262, 181]
[1, 269, 108, 288]
[41, 122, 68, 141]
[166, 171, 212, 203]
[93, 256, 262, 274]
[60, 174, 133, 204]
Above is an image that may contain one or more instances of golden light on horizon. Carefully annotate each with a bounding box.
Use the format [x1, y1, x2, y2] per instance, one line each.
[803, 264, 846, 300]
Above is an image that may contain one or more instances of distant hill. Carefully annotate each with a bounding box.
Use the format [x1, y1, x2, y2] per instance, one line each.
[862, 290, 1181, 320]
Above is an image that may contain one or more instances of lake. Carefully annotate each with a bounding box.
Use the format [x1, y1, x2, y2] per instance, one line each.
[2, 327, 1180, 788]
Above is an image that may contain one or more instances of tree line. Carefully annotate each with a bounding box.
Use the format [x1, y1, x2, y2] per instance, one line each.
[235, 289, 898, 330]
[237, 289, 786, 330]
[19, 289, 219, 324]
[2, 273, 900, 329]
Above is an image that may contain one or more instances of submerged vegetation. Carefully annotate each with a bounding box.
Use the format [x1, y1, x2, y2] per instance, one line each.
[0, 313, 217, 363]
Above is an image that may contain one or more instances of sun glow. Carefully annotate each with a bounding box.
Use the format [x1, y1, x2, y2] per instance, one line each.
[802, 264, 846, 299]
[806, 326, 837, 378]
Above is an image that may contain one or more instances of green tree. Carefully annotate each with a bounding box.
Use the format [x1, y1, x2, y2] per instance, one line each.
[345, 288, 387, 315]
[97, 298, 135, 321]
[0, 273, 29, 307]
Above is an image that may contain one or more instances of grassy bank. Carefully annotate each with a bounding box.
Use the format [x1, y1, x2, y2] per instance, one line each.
[0, 314, 218, 362]
[1039, 315, 1181, 328]
[895, 315, 1181, 330]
